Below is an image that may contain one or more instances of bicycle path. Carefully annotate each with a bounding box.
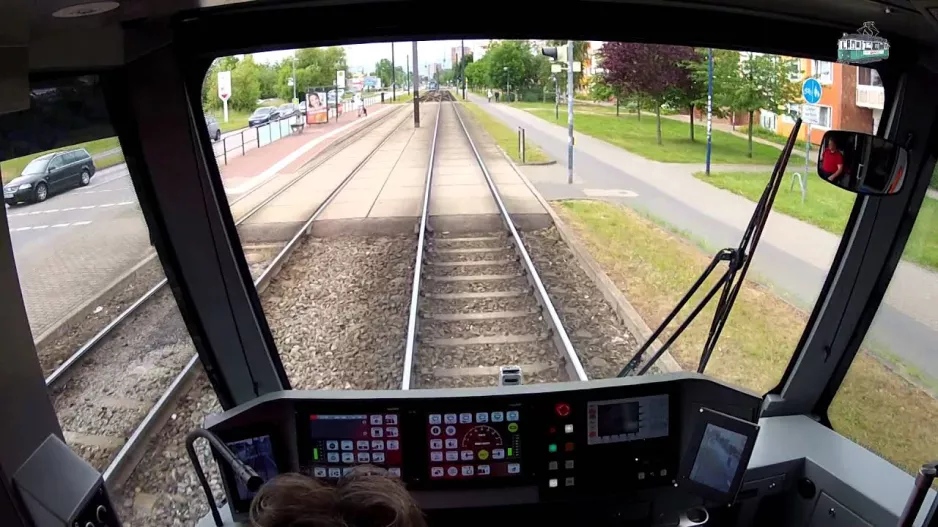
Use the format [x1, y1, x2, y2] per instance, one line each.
[468, 92, 938, 383]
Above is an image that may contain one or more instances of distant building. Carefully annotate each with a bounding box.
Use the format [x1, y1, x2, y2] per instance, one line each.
[450, 46, 470, 67]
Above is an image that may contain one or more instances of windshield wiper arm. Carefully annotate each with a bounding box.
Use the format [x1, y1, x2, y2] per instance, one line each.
[619, 118, 803, 377]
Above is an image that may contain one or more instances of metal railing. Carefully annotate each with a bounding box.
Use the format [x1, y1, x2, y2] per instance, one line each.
[213, 95, 383, 166]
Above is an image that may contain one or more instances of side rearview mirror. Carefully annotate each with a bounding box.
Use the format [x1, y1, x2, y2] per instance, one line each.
[817, 130, 908, 196]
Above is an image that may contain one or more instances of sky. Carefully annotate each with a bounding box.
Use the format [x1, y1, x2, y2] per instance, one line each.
[254, 40, 490, 74]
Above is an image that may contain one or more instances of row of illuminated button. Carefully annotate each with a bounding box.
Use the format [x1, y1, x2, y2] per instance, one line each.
[548, 477, 575, 488]
[430, 464, 520, 478]
[428, 411, 518, 425]
[429, 448, 508, 461]
[325, 451, 388, 464]
[429, 422, 518, 437]
[368, 415, 399, 425]
[548, 460, 574, 471]
[314, 466, 401, 479]
[326, 440, 400, 451]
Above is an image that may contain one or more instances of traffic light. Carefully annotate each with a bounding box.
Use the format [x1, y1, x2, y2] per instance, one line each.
[541, 46, 568, 63]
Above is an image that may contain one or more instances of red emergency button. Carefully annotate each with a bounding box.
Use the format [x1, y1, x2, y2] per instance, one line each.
[555, 403, 571, 417]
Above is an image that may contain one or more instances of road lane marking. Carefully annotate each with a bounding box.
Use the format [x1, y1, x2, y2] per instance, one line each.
[7, 201, 136, 218]
[9, 221, 93, 232]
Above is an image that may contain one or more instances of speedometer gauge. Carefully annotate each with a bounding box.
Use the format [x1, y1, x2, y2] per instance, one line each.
[462, 425, 504, 449]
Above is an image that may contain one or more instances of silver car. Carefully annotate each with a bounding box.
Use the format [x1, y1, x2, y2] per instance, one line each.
[205, 115, 221, 142]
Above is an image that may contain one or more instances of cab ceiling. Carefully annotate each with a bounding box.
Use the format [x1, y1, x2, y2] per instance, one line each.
[6, 0, 938, 72]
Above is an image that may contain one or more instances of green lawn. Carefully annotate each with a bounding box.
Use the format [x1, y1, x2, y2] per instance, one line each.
[388, 93, 414, 104]
[738, 123, 813, 154]
[461, 101, 551, 164]
[555, 199, 938, 479]
[697, 171, 938, 271]
[511, 101, 782, 165]
[2, 137, 122, 184]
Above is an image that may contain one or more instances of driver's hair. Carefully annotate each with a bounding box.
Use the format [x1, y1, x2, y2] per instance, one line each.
[249, 465, 426, 527]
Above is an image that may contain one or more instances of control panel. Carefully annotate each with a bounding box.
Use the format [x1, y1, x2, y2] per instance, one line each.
[205, 374, 761, 521]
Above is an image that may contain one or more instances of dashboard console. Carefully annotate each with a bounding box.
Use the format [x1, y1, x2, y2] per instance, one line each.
[204, 373, 762, 526]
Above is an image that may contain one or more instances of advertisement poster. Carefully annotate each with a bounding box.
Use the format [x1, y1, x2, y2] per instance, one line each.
[306, 92, 327, 124]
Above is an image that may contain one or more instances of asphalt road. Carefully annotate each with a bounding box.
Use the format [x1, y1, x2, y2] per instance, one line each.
[5, 165, 136, 253]
[469, 94, 938, 383]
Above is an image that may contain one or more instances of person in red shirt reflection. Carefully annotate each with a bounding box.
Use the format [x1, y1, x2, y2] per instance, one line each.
[821, 137, 845, 185]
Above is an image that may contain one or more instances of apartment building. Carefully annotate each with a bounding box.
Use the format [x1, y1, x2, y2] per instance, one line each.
[760, 58, 883, 144]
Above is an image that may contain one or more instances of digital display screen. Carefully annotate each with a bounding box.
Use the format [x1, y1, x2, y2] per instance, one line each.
[308, 414, 402, 480]
[426, 410, 522, 480]
[688, 424, 748, 493]
[587, 395, 669, 445]
[227, 436, 279, 501]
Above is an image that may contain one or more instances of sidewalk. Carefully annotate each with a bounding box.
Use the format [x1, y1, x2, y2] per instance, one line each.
[469, 92, 938, 382]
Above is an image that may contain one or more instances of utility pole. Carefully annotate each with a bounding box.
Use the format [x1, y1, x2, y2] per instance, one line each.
[406, 54, 410, 92]
[503, 66, 509, 103]
[391, 42, 396, 102]
[291, 52, 297, 102]
[706, 48, 713, 176]
[412, 41, 420, 128]
[461, 39, 466, 100]
[567, 40, 574, 184]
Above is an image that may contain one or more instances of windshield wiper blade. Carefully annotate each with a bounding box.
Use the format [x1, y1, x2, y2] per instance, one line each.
[619, 118, 804, 377]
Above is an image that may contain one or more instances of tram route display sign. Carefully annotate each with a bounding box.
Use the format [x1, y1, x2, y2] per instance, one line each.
[838, 22, 889, 64]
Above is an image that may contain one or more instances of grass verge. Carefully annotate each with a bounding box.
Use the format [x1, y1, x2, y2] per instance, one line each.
[95, 152, 126, 170]
[461, 101, 551, 164]
[389, 93, 414, 104]
[554, 198, 938, 478]
[696, 171, 938, 271]
[511, 101, 781, 165]
[2, 137, 122, 184]
[204, 109, 252, 133]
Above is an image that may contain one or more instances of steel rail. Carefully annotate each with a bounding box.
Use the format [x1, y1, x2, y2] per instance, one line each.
[450, 102, 588, 382]
[97, 108, 416, 487]
[45, 105, 408, 389]
[401, 96, 444, 390]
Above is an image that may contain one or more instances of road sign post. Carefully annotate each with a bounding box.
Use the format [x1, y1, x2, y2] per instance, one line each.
[792, 77, 824, 203]
[217, 71, 231, 123]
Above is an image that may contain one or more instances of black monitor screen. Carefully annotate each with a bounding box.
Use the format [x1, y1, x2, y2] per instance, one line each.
[597, 402, 640, 436]
[228, 436, 279, 500]
[688, 424, 748, 494]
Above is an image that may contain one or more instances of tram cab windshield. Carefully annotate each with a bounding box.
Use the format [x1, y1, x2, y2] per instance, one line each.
[0, 1, 937, 527]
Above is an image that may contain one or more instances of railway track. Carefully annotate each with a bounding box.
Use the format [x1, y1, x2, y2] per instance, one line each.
[401, 100, 588, 390]
[45, 104, 415, 489]
[419, 90, 456, 102]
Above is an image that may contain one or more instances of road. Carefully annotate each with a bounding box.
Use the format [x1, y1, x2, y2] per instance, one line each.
[6, 165, 135, 253]
[467, 93, 938, 383]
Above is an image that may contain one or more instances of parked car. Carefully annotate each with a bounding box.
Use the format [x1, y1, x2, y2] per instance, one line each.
[277, 103, 298, 119]
[248, 107, 280, 127]
[3, 148, 96, 205]
[205, 115, 221, 141]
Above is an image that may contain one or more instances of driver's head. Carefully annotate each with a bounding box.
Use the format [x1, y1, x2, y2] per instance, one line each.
[250, 465, 425, 527]
[827, 137, 838, 152]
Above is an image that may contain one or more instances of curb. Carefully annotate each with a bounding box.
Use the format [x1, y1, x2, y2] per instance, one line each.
[483, 128, 683, 375]
[33, 250, 159, 348]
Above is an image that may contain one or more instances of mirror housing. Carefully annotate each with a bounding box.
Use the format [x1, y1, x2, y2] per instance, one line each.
[817, 130, 908, 196]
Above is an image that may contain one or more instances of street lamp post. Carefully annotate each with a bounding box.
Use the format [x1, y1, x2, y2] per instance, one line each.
[503, 66, 509, 103]
[391, 42, 396, 102]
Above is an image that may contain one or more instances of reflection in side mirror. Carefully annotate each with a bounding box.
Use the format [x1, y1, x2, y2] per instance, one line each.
[817, 130, 908, 196]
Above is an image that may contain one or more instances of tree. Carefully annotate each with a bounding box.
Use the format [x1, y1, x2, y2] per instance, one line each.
[465, 60, 486, 89]
[203, 56, 240, 110]
[736, 53, 800, 157]
[374, 59, 394, 90]
[601, 43, 698, 145]
[668, 51, 705, 141]
[229, 55, 261, 112]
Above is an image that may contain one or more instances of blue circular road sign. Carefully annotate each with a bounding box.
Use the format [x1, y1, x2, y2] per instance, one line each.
[802, 78, 822, 104]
